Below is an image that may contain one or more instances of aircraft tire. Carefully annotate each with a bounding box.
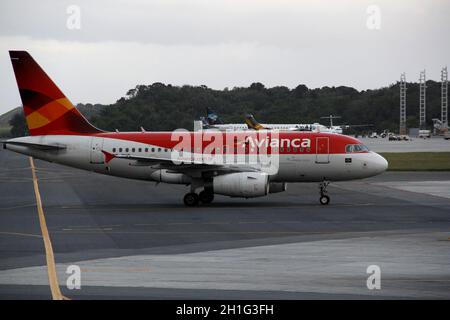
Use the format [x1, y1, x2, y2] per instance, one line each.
[319, 195, 330, 205]
[199, 191, 214, 204]
[184, 193, 199, 206]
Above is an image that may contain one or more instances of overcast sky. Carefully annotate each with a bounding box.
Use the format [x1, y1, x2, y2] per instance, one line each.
[0, 0, 449, 114]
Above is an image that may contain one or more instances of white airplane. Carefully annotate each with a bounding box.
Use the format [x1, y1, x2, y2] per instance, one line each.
[3, 51, 388, 206]
[200, 110, 343, 133]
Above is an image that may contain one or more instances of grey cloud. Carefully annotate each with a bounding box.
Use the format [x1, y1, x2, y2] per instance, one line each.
[0, 0, 448, 48]
[0, 0, 449, 115]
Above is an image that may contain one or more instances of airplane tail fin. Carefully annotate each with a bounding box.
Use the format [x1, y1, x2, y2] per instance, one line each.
[245, 114, 266, 130]
[206, 107, 223, 125]
[9, 51, 103, 136]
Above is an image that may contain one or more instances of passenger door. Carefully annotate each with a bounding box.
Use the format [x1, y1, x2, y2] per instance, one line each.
[90, 137, 104, 164]
[315, 137, 330, 164]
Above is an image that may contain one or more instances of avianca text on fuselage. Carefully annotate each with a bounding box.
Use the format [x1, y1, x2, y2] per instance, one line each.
[3, 51, 388, 206]
[244, 135, 311, 149]
[168, 130, 311, 154]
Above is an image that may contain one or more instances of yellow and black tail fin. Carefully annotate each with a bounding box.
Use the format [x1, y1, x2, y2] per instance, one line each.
[245, 114, 267, 130]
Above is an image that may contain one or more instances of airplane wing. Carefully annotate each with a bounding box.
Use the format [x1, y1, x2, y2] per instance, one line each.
[114, 153, 263, 173]
[2, 140, 66, 150]
[341, 124, 373, 128]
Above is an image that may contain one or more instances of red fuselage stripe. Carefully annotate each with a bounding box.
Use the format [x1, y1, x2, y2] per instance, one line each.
[94, 132, 364, 155]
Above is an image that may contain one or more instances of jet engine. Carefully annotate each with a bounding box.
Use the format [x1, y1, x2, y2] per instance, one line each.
[213, 172, 269, 197]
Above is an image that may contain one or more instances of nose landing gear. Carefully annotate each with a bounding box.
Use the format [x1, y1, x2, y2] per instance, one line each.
[319, 180, 330, 205]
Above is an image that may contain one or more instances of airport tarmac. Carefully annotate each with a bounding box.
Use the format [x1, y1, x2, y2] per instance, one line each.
[0, 149, 449, 299]
[359, 136, 450, 153]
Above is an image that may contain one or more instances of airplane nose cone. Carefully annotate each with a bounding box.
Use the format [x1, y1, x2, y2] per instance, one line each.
[372, 152, 388, 174]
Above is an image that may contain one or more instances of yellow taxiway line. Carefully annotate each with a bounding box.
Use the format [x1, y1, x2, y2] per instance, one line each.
[29, 157, 68, 300]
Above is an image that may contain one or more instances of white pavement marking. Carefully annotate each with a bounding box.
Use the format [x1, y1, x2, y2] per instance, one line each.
[375, 181, 450, 199]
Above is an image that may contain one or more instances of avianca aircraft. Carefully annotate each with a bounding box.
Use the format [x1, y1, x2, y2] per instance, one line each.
[3, 51, 388, 206]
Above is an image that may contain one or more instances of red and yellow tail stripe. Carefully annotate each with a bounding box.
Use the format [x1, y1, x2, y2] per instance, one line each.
[9, 51, 102, 136]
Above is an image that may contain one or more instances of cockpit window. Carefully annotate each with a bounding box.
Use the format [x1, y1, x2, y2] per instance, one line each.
[346, 144, 369, 153]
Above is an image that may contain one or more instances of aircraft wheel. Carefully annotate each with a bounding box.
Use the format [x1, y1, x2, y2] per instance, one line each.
[183, 193, 199, 206]
[199, 191, 214, 204]
[319, 195, 330, 205]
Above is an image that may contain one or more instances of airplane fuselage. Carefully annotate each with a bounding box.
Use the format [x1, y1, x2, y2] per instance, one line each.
[5, 131, 387, 183]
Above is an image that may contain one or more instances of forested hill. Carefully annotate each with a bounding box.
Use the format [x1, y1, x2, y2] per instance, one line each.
[4, 81, 445, 137]
[89, 81, 443, 133]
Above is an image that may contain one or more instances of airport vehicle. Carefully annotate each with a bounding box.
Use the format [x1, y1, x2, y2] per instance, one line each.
[386, 132, 410, 141]
[444, 131, 450, 140]
[418, 130, 431, 139]
[432, 118, 449, 136]
[369, 132, 379, 138]
[388, 133, 398, 141]
[380, 130, 392, 138]
[3, 51, 388, 206]
[399, 135, 410, 141]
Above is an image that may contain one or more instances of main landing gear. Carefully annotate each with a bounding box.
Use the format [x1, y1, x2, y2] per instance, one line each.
[319, 180, 330, 205]
[199, 190, 214, 204]
[183, 189, 214, 206]
[183, 192, 199, 206]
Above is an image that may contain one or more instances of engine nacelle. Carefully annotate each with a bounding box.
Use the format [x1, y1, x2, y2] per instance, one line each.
[269, 182, 287, 194]
[213, 172, 269, 198]
[150, 169, 191, 184]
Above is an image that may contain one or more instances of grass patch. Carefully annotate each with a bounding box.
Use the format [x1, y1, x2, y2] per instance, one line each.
[381, 152, 450, 171]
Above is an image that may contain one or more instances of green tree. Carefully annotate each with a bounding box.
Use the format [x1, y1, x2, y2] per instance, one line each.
[9, 112, 28, 137]
[8, 80, 441, 135]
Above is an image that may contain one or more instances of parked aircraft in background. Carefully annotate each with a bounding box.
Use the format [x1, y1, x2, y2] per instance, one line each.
[3, 51, 388, 206]
[319, 115, 372, 135]
[200, 109, 341, 133]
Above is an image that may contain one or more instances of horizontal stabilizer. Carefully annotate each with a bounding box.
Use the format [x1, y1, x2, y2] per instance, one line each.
[2, 140, 66, 150]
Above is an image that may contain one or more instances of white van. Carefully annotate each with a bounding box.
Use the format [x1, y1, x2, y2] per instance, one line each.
[444, 131, 450, 140]
[418, 130, 431, 139]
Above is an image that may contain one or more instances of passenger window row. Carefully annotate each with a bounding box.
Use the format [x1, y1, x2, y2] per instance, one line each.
[112, 147, 168, 153]
[110, 147, 312, 154]
[278, 147, 311, 153]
